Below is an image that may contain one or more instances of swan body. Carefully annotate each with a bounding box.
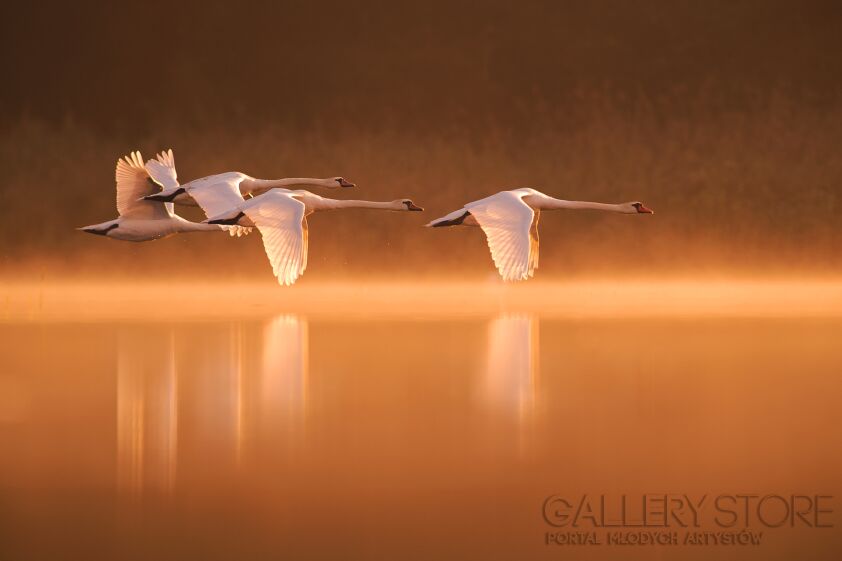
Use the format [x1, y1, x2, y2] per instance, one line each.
[427, 188, 653, 281]
[78, 151, 223, 242]
[142, 163, 356, 237]
[205, 189, 423, 286]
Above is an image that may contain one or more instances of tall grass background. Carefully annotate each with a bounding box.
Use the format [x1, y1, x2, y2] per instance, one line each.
[2, 87, 839, 281]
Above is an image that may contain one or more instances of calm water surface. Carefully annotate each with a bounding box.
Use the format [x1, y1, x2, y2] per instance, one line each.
[1, 311, 840, 560]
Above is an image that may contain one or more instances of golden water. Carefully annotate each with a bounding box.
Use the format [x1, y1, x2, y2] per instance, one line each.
[1, 282, 840, 560]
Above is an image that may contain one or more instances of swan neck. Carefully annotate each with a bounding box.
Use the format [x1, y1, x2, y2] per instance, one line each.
[325, 199, 396, 211]
[245, 177, 329, 194]
[544, 198, 626, 212]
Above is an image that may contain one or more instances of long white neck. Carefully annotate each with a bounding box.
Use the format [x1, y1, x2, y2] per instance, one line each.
[531, 195, 627, 213]
[317, 199, 402, 211]
[243, 177, 336, 195]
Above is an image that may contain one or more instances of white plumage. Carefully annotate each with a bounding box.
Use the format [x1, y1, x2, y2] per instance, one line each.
[246, 191, 309, 286]
[465, 191, 537, 281]
[115, 151, 171, 219]
[206, 190, 423, 286]
[428, 188, 653, 281]
[142, 154, 356, 239]
[79, 151, 223, 242]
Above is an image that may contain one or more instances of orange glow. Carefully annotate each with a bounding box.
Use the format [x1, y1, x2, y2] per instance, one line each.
[2, 279, 842, 321]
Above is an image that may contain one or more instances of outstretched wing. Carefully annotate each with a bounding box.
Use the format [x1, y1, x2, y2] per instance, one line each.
[145, 149, 178, 189]
[143, 149, 179, 216]
[466, 191, 535, 281]
[242, 191, 308, 286]
[186, 177, 252, 237]
[116, 151, 170, 219]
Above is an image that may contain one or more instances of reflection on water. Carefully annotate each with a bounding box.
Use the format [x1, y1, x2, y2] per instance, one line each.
[260, 315, 308, 443]
[117, 329, 178, 496]
[484, 314, 538, 420]
[482, 314, 539, 455]
[2, 311, 842, 561]
[116, 315, 309, 493]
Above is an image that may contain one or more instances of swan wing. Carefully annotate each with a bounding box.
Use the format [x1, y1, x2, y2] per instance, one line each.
[143, 149, 178, 216]
[144, 149, 178, 190]
[528, 209, 540, 277]
[242, 191, 308, 286]
[466, 191, 535, 281]
[116, 151, 170, 219]
[186, 177, 253, 237]
[301, 216, 309, 275]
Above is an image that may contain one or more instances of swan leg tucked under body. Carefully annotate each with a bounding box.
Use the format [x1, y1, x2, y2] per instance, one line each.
[142, 166, 357, 238]
[78, 150, 224, 242]
[205, 190, 424, 286]
[427, 188, 653, 281]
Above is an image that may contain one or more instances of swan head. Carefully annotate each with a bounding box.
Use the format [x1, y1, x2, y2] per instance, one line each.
[626, 201, 654, 214]
[396, 199, 424, 211]
[332, 177, 356, 188]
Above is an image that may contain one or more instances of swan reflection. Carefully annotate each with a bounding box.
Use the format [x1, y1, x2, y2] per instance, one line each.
[117, 329, 178, 497]
[483, 314, 539, 423]
[258, 315, 309, 453]
[116, 315, 309, 494]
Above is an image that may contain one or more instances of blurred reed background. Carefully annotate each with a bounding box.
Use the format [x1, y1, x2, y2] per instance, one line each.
[1, 0, 840, 280]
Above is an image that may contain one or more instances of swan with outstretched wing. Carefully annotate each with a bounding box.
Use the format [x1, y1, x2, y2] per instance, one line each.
[205, 189, 424, 286]
[427, 188, 653, 281]
[78, 151, 223, 242]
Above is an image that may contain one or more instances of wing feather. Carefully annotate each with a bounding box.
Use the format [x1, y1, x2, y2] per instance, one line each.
[115, 151, 170, 219]
[241, 191, 307, 286]
[145, 149, 178, 190]
[300, 218, 309, 275]
[528, 209, 540, 277]
[465, 191, 535, 281]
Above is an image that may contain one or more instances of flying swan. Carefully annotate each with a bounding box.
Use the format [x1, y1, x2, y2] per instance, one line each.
[427, 188, 653, 281]
[205, 189, 424, 286]
[143, 155, 356, 237]
[78, 151, 224, 241]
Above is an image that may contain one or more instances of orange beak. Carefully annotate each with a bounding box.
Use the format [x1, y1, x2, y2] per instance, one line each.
[638, 204, 654, 214]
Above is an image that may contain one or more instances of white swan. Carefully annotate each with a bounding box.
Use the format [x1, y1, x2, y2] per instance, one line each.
[78, 151, 222, 242]
[427, 188, 653, 281]
[205, 189, 424, 285]
[142, 158, 356, 237]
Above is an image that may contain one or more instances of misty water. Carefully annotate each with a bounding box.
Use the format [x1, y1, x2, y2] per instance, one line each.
[2, 288, 841, 560]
